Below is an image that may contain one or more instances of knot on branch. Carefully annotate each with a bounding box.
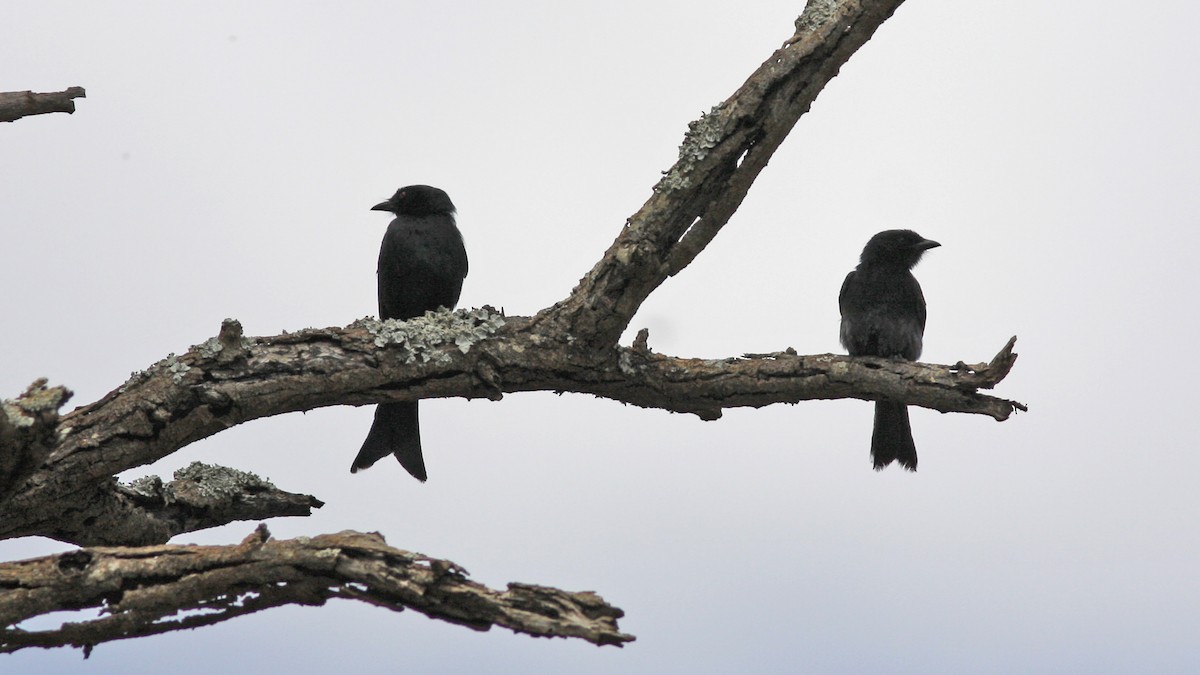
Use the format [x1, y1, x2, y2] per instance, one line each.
[197, 318, 253, 365]
[631, 328, 652, 355]
[617, 329, 653, 377]
[240, 522, 272, 548]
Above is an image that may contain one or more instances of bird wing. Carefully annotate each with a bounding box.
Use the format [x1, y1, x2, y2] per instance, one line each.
[838, 269, 856, 314]
[377, 214, 468, 320]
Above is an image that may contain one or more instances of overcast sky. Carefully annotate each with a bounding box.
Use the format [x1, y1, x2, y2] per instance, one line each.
[4, 1, 1200, 673]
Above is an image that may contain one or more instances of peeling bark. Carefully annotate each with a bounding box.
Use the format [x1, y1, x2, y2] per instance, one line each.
[0, 526, 633, 655]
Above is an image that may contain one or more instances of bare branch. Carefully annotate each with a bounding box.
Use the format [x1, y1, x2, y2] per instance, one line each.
[10, 462, 322, 548]
[0, 313, 1020, 545]
[0, 88, 86, 123]
[612, 336, 1026, 422]
[3, 2, 959, 549]
[0, 526, 633, 655]
[537, 0, 906, 346]
[109, 462, 323, 545]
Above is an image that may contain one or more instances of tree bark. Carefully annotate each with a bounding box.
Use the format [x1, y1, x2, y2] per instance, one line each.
[0, 314, 1022, 545]
[0, 88, 86, 123]
[0, 525, 633, 655]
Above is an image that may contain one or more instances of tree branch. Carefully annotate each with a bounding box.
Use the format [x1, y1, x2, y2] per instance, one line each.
[617, 333, 1025, 421]
[0, 314, 1022, 545]
[3, 3, 955, 548]
[0, 88, 86, 123]
[0, 525, 633, 655]
[113, 462, 323, 544]
[535, 0, 905, 346]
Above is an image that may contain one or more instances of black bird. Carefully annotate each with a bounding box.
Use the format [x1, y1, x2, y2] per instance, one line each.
[839, 229, 940, 471]
[351, 185, 468, 480]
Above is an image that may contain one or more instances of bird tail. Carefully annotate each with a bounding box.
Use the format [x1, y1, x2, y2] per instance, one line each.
[350, 402, 427, 481]
[871, 401, 917, 471]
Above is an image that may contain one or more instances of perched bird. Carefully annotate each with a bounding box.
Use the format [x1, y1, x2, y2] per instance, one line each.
[351, 185, 468, 480]
[839, 229, 940, 471]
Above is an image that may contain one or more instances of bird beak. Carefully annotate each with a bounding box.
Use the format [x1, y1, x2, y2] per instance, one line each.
[370, 200, 393, 212]
[918, 239, 941, 250]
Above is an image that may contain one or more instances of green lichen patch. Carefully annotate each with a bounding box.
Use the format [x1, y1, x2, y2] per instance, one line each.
[123, 475, 165, 500]
[796, 0, 838, 33]
[351, 307, 506, 365]
[122, 462, 278, 506]
[196, 336, 225, 359]
[2, 379, 70, 427]
[196, 319, 255, 360]
[2, 401, 32, 428]
[657, 104, 726, 192]
[164, 354, 192, 383]
[173, 461, 274, 500]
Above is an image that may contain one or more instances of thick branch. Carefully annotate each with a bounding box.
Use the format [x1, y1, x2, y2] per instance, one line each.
[0, 525, 632, 655]
[1, 1, 961, 549]
[538, 0, 906, 346]
[0, 313, 1021, 544]
[0, 88, 86, 123]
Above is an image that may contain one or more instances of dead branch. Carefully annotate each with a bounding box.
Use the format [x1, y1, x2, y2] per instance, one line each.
[0, 1, 1015, 550]
[0, 88, 86, 123]
[0, 313, 1021, 545]
[535, 0, 906, 347]
[0, 525, 633, 655]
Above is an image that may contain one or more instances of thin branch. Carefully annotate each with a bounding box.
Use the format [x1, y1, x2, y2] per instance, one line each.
[0, 88, 86, 123]
[109, 462, 324, 545]
[611, 334, 1025, 421]
[0, 525, 633, 655]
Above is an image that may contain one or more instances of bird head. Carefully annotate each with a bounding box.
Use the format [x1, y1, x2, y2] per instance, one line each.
[371, 185, 456, 217]
[860, 229, 940, 268]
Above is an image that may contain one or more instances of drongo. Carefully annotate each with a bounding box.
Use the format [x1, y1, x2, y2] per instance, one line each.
[351, 185, 468, 481]
[839, 229, 940, 471]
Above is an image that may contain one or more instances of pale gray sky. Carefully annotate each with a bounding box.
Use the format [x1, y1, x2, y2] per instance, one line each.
[4, 1, 1200, 673]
